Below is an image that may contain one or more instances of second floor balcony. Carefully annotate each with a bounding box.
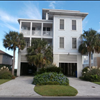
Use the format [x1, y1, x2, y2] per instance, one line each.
[21, 22, 53, 38]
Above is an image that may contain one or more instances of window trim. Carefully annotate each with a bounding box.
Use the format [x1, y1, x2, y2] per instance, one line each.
[59, 19, 64, 30]
[72, 20, 77, 31]
[72, 37, 77, 49]
[59, 37, 64, 49]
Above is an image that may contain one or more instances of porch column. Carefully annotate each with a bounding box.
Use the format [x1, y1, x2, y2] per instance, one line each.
[19, 21, 22, 33]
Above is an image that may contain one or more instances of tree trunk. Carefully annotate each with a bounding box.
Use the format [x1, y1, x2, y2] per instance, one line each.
[12, 49, 15, 75]
[89, 52, 91, 68]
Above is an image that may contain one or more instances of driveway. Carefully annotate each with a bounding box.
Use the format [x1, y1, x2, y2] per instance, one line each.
[0, 76, 41, 97]
[69, 77, 100, 97]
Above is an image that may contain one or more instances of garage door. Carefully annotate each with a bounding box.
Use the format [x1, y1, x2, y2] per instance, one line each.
[59, 54, 77, 63]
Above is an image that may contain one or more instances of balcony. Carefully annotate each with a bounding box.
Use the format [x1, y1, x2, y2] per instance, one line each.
[32, 30, 41, 36]
[43, 31, 52, 37]
[21, 22, 53, 38]
[21, 30, 30, 36]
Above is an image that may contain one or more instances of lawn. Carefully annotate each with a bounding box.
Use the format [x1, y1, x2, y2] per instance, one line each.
[0, 79, 11, 85]
[93, 82, 100, 85]
[34, 85, 78, 96]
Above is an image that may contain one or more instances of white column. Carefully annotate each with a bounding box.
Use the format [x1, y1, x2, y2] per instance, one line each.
[30, 22, 32, 46]
[20, 21, 22, 33]
[53, 54, 59, 67]
[77, 54, 82, 78]
[46, 12, 48, 20]
[41, 23, 43, 40]
[17, 52, 21, 76]
[30, 22, 32, 36]
[30, 38, 31, 46]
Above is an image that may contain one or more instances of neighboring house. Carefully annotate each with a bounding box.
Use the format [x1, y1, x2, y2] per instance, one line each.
[82, 53, 100, 68]
[0, 50, 13, 67]
[17, 9, 88, 77]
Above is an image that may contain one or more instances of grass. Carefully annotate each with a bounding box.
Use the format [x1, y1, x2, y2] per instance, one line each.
[0, 79, 11, 85]
[34, 85, 78, 96]
[93, 82, 100, 85]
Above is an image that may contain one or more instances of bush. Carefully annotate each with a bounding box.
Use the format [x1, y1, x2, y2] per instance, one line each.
[35, 64, 62, 75]
[81, 66, 100, 82]
[0, 66, 15, 79]
[33, 72, 69, 85]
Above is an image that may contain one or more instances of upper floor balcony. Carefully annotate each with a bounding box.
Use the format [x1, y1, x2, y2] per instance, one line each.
[20, 22, 53, 38]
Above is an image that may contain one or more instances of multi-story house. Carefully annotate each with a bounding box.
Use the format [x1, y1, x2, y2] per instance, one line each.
[17, 9, 88, 77]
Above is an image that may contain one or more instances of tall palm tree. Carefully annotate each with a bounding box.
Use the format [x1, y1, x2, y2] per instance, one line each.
[3, 31, 26, 75]
[26, 39, 53, 68]
[78, 28, 100, 68]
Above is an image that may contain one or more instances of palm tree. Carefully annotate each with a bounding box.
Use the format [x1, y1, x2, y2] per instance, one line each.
[26, 39, 53, 68]
[78, 28, 100, 68]
[3, 31, 26, 75]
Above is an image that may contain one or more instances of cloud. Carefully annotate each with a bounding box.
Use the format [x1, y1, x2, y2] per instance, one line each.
[0, 9, 18, 23]
[4, 23, 19, 32]
[83, 19, 88, 30]
[21, 2, 41, 19]
[49, 1, 56, 9]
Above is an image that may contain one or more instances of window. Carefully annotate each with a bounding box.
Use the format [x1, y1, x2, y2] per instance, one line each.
[60, 37, 64, 48]
[60, 19, 64, 29]
[47, 27, 50, 31]
[72, 38, 77, 49]
[72, 20, 76, 30]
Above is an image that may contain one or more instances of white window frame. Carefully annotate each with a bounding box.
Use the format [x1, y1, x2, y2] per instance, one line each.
[72, 20, 77, 31]
[59, 37, 64, 49]
[72, 37, 77, 49]
[59, 19, 64, 30]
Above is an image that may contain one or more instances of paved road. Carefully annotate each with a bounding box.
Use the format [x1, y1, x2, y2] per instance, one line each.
[0, 76, 40, 97]
[0, 97, 100, 100]
[69, 77, 100, 97]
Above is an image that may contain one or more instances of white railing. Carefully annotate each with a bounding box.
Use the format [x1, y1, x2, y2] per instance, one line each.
[21, 30, 30, 36]
[43, 31, 52, 37]
[32, 30, 41, 36]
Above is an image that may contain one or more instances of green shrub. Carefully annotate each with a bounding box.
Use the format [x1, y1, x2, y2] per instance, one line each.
[33, 72, 69, 85]
[0, 66, 15, 79]
[82, 66, 89, 73]
[35, 65, 62, 75]
[81, 67, 100, 82]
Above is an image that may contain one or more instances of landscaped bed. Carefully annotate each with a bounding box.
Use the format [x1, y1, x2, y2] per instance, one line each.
[0, 79, 11, 85]
[93, 82, 100, 85]
[34, 85, 78, 96]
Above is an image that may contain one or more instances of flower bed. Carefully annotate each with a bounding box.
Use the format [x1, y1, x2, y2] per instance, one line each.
[80, 66, 100, 82]
[33, 72, 69, 85]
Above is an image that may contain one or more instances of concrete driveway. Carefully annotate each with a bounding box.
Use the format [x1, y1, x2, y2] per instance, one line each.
[0, 76, 41, 97]
[69, 77, 100, 97]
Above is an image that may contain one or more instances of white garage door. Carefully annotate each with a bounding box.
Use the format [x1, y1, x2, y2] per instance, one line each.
[59, 54, 77, 63]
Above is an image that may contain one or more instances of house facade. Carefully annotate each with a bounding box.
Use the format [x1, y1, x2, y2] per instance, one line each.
[0, 50, 13, 67]
[17, 9, 88, 77]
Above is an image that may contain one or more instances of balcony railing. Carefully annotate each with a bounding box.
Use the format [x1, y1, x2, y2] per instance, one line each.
[43, 31, 52, 37]
[32, 30, 41, 36]
[21, 30, 30, 36]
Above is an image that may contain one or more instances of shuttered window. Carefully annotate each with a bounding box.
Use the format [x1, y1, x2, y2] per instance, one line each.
[60, 37, 64, 48]
[72, 38, 77, 49]
[72, 20, 76, 30]
[60, 19, 64, 29]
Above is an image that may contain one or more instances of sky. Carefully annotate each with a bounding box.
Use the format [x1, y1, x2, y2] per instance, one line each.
[0, 1, 100, 69]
